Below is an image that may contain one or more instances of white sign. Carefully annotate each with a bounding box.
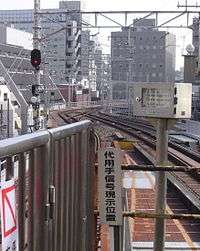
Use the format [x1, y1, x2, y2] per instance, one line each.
[0, 179, 18, 251]
[98, 147, 122, 226]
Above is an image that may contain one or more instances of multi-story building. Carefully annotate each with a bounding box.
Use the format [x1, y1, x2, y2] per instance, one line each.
[43, 18, 81, 84]
[81, 31, 111, 99]
[88, 40, 97, 91]
[0, 1, 82, 85]
[95, 51, 111, 100]
[189, 17, 200, 82]
[59, 1, 81, 24]
[0, 9, 33, 32]
[81, 30, 101, 93]
[111, 19, 176, 99]
[81, 30, 90, 78]
[0, 79, 20, 139]
[183, 18, 200, 120]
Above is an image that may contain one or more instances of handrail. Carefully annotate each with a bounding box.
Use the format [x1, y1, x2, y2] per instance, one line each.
[0, 130, 49, 157]
[49, 120, 91, 140]
[0, 120, 91, 157]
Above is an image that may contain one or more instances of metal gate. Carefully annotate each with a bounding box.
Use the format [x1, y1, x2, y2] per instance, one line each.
[0, 120, 95, 251]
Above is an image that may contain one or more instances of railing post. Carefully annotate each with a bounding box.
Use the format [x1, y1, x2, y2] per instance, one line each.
[32, 143, 50, 251]
[18, 153, 26, 251]
[80, 129, 88, 250]
[6, 156, 13, 181]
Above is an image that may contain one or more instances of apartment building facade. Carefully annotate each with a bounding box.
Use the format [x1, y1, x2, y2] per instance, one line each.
[111, 19, 176, 99]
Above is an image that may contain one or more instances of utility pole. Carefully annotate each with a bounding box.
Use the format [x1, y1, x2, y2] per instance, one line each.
[32, 0, 41, 131]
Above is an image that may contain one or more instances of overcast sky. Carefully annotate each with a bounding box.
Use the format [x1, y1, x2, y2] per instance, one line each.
[0, 0, 189, 10]
[1, 0, 199, 69]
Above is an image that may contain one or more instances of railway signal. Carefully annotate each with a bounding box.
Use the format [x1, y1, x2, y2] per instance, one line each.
[31, 49, 41, 69]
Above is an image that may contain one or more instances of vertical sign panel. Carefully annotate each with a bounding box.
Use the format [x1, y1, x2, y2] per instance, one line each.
[98, 147, 122, 226]
[0, 179, 18, 251]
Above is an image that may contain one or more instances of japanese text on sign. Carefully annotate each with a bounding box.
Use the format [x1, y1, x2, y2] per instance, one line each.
[142, 88, 171, 108]
[98, 148, 122, 226]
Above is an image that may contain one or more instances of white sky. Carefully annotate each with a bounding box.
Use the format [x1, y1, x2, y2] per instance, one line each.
[1, 0, 200, 69]
[0, 0, 191, 10]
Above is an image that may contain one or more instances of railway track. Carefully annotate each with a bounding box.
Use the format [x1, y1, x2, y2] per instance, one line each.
[98, 112, 200, 163]
[58, 107, 100, 124]
[86, 112, 200, 210]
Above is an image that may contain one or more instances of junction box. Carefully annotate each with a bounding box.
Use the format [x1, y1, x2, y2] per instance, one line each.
[133, 82, 192, 118]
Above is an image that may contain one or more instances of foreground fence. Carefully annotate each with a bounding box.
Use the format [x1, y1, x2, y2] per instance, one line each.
[0, 120, 95, 251]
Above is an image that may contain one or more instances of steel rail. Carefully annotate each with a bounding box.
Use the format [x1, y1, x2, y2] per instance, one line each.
[97, 113, 200, 163]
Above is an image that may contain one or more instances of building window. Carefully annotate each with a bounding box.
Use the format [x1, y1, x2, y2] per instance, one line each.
[4, 93, 8, 101]
[152, 63, 156, 68]
[68, 41, 72, 48]
[68, 28, 72, 36]
[152, 73, 156, 77]
[139, 63, 142, 68]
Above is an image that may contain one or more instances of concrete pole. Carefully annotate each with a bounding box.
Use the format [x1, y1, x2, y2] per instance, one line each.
[153, 118, 168, 251]
[33, 0, 41, 130]
[33, 0, 40, 50]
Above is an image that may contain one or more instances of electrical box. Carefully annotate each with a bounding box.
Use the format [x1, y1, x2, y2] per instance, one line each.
[133, 82, 192, 118]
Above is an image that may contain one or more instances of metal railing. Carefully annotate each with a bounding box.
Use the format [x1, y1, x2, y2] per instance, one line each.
[0, 120, 95, 251]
